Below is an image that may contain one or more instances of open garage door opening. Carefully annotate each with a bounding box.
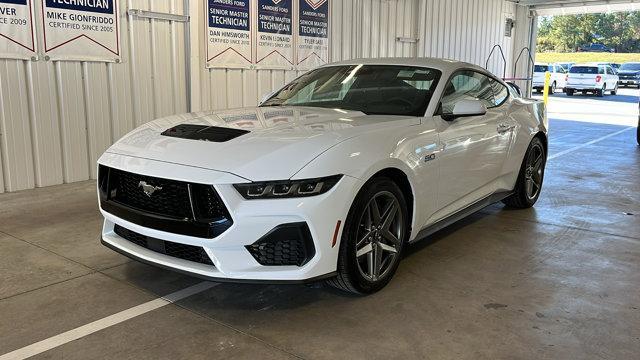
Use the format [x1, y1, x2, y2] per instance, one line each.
[522, 1, 640, 147]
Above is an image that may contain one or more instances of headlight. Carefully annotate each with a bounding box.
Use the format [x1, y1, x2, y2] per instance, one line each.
[234, 175, 343, 199]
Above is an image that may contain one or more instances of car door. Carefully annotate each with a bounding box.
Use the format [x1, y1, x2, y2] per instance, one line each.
[431, 71, 513, 221]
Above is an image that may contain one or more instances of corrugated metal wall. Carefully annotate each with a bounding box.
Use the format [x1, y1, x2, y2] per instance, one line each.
[0, 0, 532, 193]
[417, 0, 518, 77]
[0, 0, 188, 193]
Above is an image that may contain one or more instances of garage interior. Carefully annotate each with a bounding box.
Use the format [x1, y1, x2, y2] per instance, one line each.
[1, 0, 639, 359]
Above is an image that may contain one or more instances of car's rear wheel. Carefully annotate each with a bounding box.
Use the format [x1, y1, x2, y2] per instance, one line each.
[597, 85, 605, 97]
[549, 81, 557, 94]
[611, 83, 618, 95]
[327, 177, 408, 294]
[502, 137, 546, 209]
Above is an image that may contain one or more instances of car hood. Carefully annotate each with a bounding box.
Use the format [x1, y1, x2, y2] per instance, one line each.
[105, 106, 420, 181]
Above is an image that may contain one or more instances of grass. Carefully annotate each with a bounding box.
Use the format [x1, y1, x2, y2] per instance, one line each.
[535, 52, 640, 64]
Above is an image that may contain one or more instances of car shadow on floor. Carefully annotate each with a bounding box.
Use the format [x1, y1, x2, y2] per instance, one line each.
[114, 205, 502, 307]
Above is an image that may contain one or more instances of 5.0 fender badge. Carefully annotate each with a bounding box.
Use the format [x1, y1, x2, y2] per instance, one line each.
[424, 154, 436, 162]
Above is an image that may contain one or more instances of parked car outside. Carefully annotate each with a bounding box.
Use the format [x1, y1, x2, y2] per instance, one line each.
[565, 63, 619, 97]
[557, 62, 574, 72]
[533, 63, 567, 94]
[617, 62, 640, 89]
[578, 43, 615, 53]
[595, 63, 620, 74]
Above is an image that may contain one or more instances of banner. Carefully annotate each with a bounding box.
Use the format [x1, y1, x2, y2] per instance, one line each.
[206, 0, 252, 69]
[0, 0, 36, 59]
[296, 0, 328, 70]
[41, 0, 120, 62]
[256, 0, 293, 69]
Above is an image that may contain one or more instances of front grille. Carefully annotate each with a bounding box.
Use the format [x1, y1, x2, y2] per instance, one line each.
[111, 169, 192, 218]
[246, 223, 315, 267]
[99, 166, 233, 238]
[114, 225, 214, 266]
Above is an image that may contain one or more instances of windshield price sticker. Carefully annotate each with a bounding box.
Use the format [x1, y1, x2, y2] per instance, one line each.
[0, 0, 36, 59]
[41, 0, 120, 62]
[207, 0, 252, 68]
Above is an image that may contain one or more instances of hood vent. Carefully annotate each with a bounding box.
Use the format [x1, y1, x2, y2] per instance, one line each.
[161, 124, 249, 142]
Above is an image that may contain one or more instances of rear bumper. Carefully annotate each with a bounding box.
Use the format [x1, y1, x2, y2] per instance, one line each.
[565, 85, 600, 90]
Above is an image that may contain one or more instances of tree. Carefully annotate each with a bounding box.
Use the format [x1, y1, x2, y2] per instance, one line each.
[537, 12, 640, 53]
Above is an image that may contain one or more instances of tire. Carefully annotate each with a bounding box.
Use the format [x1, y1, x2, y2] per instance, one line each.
[597, 85, 605, 97]
[566, 89, 574, 96]
[327, 177, 409, 294]
[549, 82, 557, 95]
[611, 83, 618, 95]
[502, 137, 546, 209]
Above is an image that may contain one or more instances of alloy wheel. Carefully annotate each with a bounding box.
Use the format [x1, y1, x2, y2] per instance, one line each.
[524, 143, 544, 200]
[355, 191, 404, 282]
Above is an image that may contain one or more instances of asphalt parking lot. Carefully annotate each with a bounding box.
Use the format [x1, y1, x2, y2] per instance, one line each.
[1, 88, 639, 359]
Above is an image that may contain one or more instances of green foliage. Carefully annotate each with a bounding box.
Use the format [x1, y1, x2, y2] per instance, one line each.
[537, 12, 640, 53]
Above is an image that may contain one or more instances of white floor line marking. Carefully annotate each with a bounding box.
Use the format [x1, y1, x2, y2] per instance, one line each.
[548, 127, 633, 160]
[0, 282, 218, 360]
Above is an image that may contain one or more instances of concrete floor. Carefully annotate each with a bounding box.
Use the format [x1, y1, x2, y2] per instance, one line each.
[1, 88, 639, 359]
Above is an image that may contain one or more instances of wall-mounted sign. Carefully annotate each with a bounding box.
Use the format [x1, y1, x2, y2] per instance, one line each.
[206, 0, 252, 68]
[41, 0, 120, 62]
[296, 0, 329, 70]
[0, 0, 36, 59]
[256, 0, 293, 69]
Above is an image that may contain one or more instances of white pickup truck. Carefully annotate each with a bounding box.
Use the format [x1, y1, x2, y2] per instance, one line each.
[533, 63, 567, 94]
[565, 63, 619, 97]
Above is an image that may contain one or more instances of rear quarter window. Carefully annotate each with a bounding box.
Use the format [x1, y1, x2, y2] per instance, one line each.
[534, 65, 549, 72]
[570, 67, 598, 74]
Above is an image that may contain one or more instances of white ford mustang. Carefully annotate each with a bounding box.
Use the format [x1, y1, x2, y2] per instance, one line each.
[98, 58, 548, 294]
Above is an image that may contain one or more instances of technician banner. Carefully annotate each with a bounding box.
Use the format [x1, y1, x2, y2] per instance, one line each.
[296, 0, 329, 70]
[42, 0, 120, 62]
[0, 0, 36, 59]
[256, 0, 293, 69]
[206, 0, 252, 69]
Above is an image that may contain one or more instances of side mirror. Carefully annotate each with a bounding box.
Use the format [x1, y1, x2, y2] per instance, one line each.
[442, 99, 487, 121]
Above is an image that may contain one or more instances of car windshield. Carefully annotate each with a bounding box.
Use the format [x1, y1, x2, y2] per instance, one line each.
[620, 63, 640, 71]
[534, 65, 549, 72]
[261, 65, 442, 116]
[570, 66, 598, 74]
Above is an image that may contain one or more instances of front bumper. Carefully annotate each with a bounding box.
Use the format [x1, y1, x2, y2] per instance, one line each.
[98, 154, 362, 282]
[618, 79, 639, 85]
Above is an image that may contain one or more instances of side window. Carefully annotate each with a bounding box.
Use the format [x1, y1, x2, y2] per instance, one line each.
[598, 67, 605, 75]
[441, 71, 495, 114]
[490, 80, 509, 107]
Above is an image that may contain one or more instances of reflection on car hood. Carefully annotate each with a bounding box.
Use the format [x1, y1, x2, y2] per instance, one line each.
[105, 106, 420, 181]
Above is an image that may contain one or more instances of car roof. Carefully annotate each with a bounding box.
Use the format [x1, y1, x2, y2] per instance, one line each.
[572, 63, 600, 67]
[322, 57, 487, 74]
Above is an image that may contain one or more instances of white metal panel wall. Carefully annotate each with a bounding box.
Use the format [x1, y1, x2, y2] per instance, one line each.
[194, 0, 420, 112]
[417, 0, 518, 78]
[0, 0, 188, 193]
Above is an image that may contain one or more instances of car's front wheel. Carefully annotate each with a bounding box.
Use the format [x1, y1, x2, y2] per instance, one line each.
[328, 177, 408, 294]
[502, 137, 546, 209]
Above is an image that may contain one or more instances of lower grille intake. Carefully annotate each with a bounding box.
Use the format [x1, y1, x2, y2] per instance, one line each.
[114, 225, 214, 266]
[246, 223, 315, 267]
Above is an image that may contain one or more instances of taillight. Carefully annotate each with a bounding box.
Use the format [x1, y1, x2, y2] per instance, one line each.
[596, 75, 602, 82]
